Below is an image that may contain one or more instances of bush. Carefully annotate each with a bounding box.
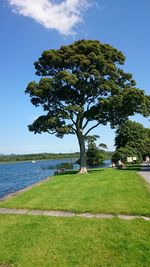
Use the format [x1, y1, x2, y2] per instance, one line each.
[112, 146, 141, 164]
[87, 147, 105, 166]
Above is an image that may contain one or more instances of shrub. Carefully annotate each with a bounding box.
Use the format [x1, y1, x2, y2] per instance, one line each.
[112, 146, 140, 164]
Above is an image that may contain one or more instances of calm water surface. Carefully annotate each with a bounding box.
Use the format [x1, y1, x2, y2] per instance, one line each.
[0, 159, 75, 198]
[0, 159, 110, 198]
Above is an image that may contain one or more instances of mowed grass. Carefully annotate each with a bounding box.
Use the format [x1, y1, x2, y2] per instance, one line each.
[0, 168, 150, 215]
[0, 215, 150, 267]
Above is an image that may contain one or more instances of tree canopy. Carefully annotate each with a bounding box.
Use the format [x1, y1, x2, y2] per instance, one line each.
[115, 120, 150, 159]
[25, 39, 149, 173]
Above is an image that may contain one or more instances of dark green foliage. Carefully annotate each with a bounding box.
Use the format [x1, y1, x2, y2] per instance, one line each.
[85, 135, 105, 166]
[86, 146, 105, 166]
[101, 150, 114, 159]
[112, 146, 140, 163]
[115, 120, 150, 159]
[25, 40, 149, 171]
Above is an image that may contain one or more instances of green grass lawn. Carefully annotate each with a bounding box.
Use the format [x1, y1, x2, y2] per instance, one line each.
[0, 168, 149, 215]
[0, 215, 150, 267]
[0, 167, 150, 266]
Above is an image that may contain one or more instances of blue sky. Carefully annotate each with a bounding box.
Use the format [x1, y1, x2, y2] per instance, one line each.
[0, 0, 149, 154]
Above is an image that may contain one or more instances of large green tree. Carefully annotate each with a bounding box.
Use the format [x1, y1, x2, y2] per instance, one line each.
[115, 120, 150, 159]
[25, 40, 149, 173]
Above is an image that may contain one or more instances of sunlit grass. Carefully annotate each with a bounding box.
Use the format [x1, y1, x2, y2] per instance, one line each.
[0, 215, 150, 267]
[1, 168, 149, 215]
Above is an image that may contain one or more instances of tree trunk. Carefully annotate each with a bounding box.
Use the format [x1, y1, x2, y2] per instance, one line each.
[77, 130, 88, 174]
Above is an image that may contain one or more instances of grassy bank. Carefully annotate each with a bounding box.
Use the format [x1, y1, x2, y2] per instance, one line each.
[0, 167, 150, 266]
[0, 168, 150, 216]
[0, 215, 150, 267]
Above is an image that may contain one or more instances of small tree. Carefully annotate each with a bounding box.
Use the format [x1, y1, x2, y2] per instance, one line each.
[85, 135, 106, 166]
[25, 40, 149, 173]
[87, 146, 105, 166]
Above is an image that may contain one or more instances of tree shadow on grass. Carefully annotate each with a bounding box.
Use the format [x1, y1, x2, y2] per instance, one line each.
[54, 170, 78, 176]
[116, 164, 141, 172]
[55, 168, 105, 176]
[87, 168, 106, 175]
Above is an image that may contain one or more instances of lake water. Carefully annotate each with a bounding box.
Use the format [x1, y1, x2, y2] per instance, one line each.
[0, 159, 111, 198]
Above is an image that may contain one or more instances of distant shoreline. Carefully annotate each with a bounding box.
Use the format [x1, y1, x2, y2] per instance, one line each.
[0, 151, 113, 163]
[0, 153, 79, 163]
[0, 157, 78, 164]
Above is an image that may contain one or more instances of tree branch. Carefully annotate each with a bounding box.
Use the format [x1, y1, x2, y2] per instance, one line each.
[82, 96, 98, 130]
[84, 122, 101, 136]
[86, 95, 97, 110]
[83, 119, 90, 130]
[70, 117, 76, 126]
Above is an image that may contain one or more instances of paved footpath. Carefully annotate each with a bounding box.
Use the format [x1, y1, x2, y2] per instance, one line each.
[0, 207, 150, 221]
[139, 165, 150, 186]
